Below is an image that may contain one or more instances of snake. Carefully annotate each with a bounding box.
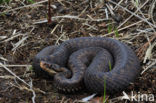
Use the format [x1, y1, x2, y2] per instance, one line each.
[32, 37, 141, 94]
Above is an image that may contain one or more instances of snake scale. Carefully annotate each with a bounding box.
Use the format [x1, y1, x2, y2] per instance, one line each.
[33, 37, 141, 94]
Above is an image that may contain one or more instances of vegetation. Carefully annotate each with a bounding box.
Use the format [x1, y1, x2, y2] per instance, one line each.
[0, 0, 10, 4]
[27, 0, 35, 4]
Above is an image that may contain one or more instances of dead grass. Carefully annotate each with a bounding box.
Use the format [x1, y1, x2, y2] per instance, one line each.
[0, 0, 156, 103]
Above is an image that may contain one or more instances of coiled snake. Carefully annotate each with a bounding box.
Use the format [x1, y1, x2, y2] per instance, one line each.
[33, 37, 141, 94]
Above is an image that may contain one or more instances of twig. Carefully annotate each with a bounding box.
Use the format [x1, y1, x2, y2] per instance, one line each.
[0, 62, 30, 87]
[134, 0, 155, 31]
[143, 40, 156, 63]
[148, 0, 156, 25]
[0, 0, 48, 15]
[0, 55, 8, 61]
[90, 2, 103, 12]
[78, 6, 88, 17]
[117, 0, 150, 28]
[55, 32, 67, 45]
[106, 4, 115, 16]
[141, 60, 156, 75]
[0, 36, 7, 40]
[0, 63, 37, 103]
[108, 0, 156, 28]
[105, 8, 109, 19]
[83, 23, 98, 31]
[60, 97, 65, 103]
[12, 36, 28, 52]
[33, 15, 109, 24]
[0, 75, 15, 79]
[137, 34, 156, 59]
[1, 33, 23, 43]
[51, 19, 63, 35]
[0, 64, 31, 68]
[102, 19, 145, 36]
[113, 0, 124, 10]
[30, 79, 36, 103]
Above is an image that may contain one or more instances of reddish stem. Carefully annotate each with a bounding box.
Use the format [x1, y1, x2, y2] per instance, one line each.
[48, 0, 52, 24]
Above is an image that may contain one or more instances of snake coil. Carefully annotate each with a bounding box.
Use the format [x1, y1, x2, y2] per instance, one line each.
[33, 37, 141, 94]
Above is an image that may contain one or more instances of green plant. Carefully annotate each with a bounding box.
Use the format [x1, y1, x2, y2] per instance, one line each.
[132, 0, 139, 7]
[114, 28, 119, 37]
[108, 61, 112, 71]
[107, 23, 119, 37]
[107, 23, 113, 34]
[0, 0, 10, 4]
[27, 0, 35, 4]
[103, 61, 112, 103]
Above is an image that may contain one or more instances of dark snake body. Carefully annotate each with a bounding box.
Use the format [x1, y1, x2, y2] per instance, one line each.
[33, 37, 141, 94]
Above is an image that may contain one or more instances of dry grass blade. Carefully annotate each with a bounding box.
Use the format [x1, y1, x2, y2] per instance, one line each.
[0, 62, 36, 103]
[103, 19, 145, 36]
[33, 15, 109, 24]
[12, 36, 28, 53]
[1, 33, 23, 43]
[55, 32, 67, 45]
[148, 0, 156, 25]
[0, 62, 30, 86]
[30, 79, 36, 103]
[0, 0, 48, 15]
[141, 60, 156, 75]
[137, 34, 156, 59]
[81, 94, 96, 102]
[0, 36, 7, 40]
[143, 41, 156, 63]
[113, 0, 124, 10]
[0, 64, 31, 68]
[109, 0, 156, 28]
[117, 0, 150, 29]
[0, 75, 15, 79]
[0, 55, 8, 61]
[134, 0, 155, 31]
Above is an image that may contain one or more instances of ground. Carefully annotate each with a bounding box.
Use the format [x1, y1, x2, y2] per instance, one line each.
[0, 0, 156, 103]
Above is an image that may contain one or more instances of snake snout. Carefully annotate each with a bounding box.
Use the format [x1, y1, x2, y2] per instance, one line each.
[40, 61, 58, 76]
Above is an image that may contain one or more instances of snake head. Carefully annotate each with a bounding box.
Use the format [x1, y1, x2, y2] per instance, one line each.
[40, 61, 60, 76]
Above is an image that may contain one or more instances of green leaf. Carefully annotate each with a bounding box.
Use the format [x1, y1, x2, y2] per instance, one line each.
[6, 0, 10, 3]
[109, 61, 112, 71]
[0, 0, 10, 4]
[107, 24, 112, 34]
[114, 28, 119, 37]
[27, 0, 35, 4]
